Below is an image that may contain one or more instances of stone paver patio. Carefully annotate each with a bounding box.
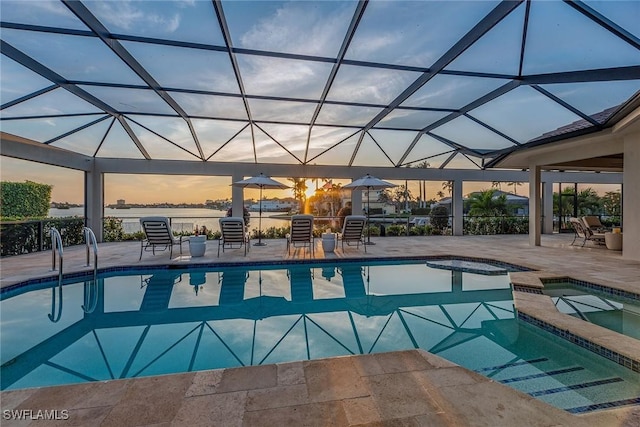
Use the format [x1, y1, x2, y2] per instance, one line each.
[1, 234, 639, 426]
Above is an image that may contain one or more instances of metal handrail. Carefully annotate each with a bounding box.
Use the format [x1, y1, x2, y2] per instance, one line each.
[48, 283, 63, 323]
[49, 228, 63, 322]
[82, 227, 99, 313]
[82, 279, 98, 314]
[50, 228, 63, 276]
[83, 227, 98, 268]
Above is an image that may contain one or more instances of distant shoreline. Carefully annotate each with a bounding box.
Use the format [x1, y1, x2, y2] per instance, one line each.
[104, 203, 226, 209]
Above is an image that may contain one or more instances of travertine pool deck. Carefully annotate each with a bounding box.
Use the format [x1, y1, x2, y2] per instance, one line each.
[2, 234, 639, 426]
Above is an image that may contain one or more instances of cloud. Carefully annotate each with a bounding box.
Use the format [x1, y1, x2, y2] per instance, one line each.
[239, 2, 352, 56]
[239, 55, 332, 99]
[88, 1, 182, 34]
[235, 3, 353, 99]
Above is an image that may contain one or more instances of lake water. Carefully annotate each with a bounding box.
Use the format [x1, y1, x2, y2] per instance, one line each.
[48, 208, 289, 234]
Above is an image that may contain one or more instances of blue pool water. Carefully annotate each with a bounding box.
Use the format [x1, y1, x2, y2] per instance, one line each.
[544, 282, 640, 340]
[1, 260, 639, 413]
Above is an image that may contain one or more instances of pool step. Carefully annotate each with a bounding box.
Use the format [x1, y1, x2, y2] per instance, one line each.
[477, 360, 640, 413]
[567, 397, 640, 414]
[498, 366, 584, 384]
[475, 357, 548, 374]
[527, 377, 623, 397]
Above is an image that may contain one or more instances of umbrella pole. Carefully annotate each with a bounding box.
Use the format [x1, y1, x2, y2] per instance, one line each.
[255, 185, 266, 246]
[365, 185, 375, 245]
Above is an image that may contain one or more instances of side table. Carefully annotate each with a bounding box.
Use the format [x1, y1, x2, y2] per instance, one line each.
[189, 235, 207, 257]
[604, 232, 622, 251]
[322, 233, 336, 253]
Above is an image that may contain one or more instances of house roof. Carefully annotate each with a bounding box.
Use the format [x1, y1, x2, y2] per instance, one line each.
[1, 1, 638, 170]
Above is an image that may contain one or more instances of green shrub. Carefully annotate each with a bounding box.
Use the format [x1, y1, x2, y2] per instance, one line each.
[463, 216, 528, 235]
[365, 224, 380, 236]
[409, 225, 429, 236]
[386, 224, 406, 236]
[253, 226, 289, 239]
[103, 216, 125, 242]
[1, 181, 52, 219]
[430, 206, 449, 231]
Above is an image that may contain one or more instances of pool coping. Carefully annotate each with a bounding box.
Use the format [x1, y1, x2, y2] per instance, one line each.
[511, 272, 640, 374]
[1, 254, 530, 295]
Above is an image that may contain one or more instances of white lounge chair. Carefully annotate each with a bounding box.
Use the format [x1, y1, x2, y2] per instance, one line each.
[139, 216, 187, 260]
[338, 215, 367, 253]
[218, 217, 250, 257]
[581, 216, 608, 233]
[287, 214, 314, 255]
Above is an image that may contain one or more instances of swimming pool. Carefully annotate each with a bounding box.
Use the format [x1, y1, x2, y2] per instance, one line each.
[2, 260, 639, 413]
[543, 281, 640, 340]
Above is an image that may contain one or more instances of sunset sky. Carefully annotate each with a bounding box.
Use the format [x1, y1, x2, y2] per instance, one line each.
[1, 156, 620, 206]
[0, 1, 631, 205]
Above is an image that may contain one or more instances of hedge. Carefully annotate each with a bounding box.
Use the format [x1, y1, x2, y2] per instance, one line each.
[1, 181, 52, 219]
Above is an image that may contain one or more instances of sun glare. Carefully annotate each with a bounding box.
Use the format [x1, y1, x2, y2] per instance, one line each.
[305, 180, 316, 199]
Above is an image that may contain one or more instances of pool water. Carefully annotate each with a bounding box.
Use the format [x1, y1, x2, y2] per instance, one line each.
[544, 282, 640, 340]
[2, 260, 639, 413]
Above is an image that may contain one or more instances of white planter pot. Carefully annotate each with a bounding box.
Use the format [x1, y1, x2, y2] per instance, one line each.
[321, 233, 336, 253]
[189, 236, 207, 257]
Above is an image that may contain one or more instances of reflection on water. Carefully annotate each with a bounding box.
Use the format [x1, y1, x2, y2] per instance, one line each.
[1, 261, 512, 390]
[2, 261, 639, 414]
[545, 283, 640, 340]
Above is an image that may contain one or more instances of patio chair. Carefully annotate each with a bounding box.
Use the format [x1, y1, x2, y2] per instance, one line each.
[139, 216, 187, 260]
[218, 217, 250, 257]
[569, 217, 605, 247]
[581, 216, 608, 233]
[286, 214, 314, 255]
[337, 215, 367, 253]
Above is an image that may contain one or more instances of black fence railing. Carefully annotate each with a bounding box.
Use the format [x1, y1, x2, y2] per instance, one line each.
[2, 213, 536, 257]
[1, 217, 85, 257]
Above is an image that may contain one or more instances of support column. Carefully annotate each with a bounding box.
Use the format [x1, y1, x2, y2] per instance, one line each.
[351, 184, 363, 215]
[452, 180, 463, 236]
[529, 165, 541, 246]
[231, 173, 244, 218]
[84, 169, 104, 242]
[542, 180, 554, 234]
[623, 132, 639, 261]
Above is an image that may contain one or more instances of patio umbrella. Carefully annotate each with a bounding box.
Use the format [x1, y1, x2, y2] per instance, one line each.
[343, 174, 396, 245]
[232, 173, 289, 246]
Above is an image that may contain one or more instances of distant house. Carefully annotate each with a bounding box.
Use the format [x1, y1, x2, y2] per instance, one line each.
[340, 189, 396, 215]
[248, 200, 296, 212]
[431, 191, 529, 215]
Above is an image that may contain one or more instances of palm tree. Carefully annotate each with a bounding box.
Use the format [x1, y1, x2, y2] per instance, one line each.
[415, 161, 430, 208]
[507, 181, 522, 195]
[442, 180, 453, 196]
[468, 189, 510, 217]
[288, 177, 307, 213]
[491, 181, 502, 190]
[436, 190, 445, 199]
[324, 182, 342, 218]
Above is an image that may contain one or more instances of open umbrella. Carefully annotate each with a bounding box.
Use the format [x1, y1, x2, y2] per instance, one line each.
[232, 173, 289, 246]
[343, 174, 396, 245]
